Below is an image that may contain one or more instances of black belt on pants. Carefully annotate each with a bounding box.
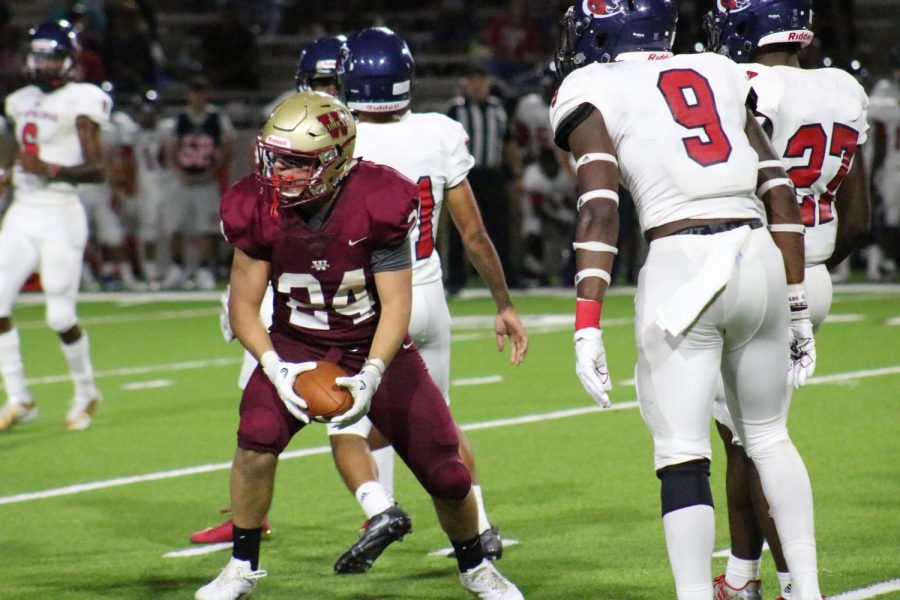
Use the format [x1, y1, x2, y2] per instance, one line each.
[669, 218, 763, 237]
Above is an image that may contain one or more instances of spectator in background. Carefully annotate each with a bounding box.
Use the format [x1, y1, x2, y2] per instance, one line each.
[103, 0, 158, 93]
[161, 75, 236, 290]
[512, 60, 556, 166]
[200, 0, 260, 90]
[445, 64, 522, 292]
[0, 2, 24, 98]
[520, 147, 576, 286]
[482, 0, 542, 81]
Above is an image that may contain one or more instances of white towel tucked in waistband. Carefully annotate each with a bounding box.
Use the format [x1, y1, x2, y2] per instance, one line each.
[655, 225, 754, 337]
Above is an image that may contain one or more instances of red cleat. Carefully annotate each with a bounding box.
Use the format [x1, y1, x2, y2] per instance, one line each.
[190, 518, 272, 544]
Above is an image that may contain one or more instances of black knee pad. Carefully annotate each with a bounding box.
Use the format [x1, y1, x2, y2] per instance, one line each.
[657, 459, 713, 517]
[425, 459, 472, 501]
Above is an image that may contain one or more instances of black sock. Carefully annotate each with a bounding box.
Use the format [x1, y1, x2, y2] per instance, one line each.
[451, 534, 484, 572]
[232, 525, 262, 570]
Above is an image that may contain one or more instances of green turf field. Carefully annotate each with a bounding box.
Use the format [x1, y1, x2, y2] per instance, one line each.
[1, 286, 898, 599]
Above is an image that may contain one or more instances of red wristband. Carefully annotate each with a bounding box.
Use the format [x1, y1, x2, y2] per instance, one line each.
[575, 299, 602, 331]
[46, 164, 61, 179]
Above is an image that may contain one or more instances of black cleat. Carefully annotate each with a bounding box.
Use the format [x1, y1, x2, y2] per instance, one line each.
[448, 525, 504, 561]
[333, 505, 412, 574]
[480, 525, 503, 561]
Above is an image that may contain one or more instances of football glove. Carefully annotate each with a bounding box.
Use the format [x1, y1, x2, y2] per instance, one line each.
[332, 359, 384, 427]
[786, 284, 816, 389]
[788, 318, 816, 389]
[574, 327, 612, 408]
[219, 289, 234, 343]
[260, 351, 316, 424]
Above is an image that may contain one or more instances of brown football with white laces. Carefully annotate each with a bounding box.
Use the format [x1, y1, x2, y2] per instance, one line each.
[293, 361, 352, 420]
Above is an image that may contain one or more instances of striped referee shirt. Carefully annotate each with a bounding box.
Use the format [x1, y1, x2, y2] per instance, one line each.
[446, 95, 508, 170]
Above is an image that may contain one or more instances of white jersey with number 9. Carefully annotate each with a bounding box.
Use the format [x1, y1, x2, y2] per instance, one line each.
[550, 52, 762, 231]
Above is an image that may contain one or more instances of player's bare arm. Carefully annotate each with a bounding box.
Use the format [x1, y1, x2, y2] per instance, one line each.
[368, 267, 413, 368]
[227, 248, 275, 361]
[827, 152, 870, 269]
[17, 115, 106, 183]
[446, 180, 528, 364]
[745, 110, 806, 285]
[567, 107, 619, 304]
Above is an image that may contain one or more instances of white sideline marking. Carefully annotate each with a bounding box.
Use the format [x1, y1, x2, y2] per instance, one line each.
[0, 366, 893, 505]
[24, 357, 241, 386]
[120, 379, 174, 391]
[452, 375, 502, 387]
[831, 579, 900, 599]
[807, 366, 900, 385]
[164, 542, 232, 558]
[428, 538, 520, 557]
[887, 317, 900, 326]
[824, 313, 864, 323]
[16, 308, 219, 329]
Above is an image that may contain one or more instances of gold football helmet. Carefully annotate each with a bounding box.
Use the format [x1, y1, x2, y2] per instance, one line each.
[256, 91, 356, 208]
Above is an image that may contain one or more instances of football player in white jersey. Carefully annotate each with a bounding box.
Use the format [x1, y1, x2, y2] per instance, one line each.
[551, 1, 823, 598]
[326, 27, 527, 578]
[704, 2, 870, 598]
[0, 20, 110, 432]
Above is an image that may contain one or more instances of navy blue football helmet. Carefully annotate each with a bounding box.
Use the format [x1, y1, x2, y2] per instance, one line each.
[337, 27, 415, 113]
[295, 35, 347, 92]
[704, 0, 813, 63]
[26, 20, 79, 91]
[555, 0, 677, 77]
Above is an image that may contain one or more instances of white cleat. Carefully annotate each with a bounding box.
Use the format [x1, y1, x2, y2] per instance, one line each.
[0, 400, 39, 432]
[460, 559, 524, 600]
[64, 394, 101, 432]
[196, 557, 267, 600]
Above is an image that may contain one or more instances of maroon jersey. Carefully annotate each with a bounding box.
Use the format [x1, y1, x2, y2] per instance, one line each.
[222, 160, 418, 348]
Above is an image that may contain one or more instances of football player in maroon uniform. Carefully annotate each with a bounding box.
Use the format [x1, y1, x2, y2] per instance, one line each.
[195, 91, 523, 600]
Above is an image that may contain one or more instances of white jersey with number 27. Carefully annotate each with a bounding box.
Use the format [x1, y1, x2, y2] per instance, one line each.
[747, 64, 869, 265]
[354, 111, 475, 285]
[550, 52, 761, 232]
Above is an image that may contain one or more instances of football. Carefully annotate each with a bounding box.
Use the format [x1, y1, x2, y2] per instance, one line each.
[293, 361, 353, 420]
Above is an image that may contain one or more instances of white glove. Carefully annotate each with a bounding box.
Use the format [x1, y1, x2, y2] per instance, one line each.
[332, 358, 384, 427]
[786, 284, 816, 389]
[260, 351, 317, 423]
[219, 289, 234, 343]
[788, 318, 816, 389]
[574, 327, 612, 408]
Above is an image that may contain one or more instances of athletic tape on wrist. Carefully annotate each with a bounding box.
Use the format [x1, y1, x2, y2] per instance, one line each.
[575, 298, 602, 330]
[787, 283, 810, 320]
[574, 268, 611, 286]
[767, 223, 806, 234]
[757, 160, 783, 170]
[757, 177, 793, 197]
[575, 152, 618, 169]
[577, 189, 619, 211]
[572, 241, 618, 255]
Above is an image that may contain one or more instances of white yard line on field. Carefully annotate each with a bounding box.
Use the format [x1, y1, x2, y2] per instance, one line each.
[452, 375, 503, 386]
[830, 579, 900, 599]
[15, 308, 219, 329]
[24, 357, 242, 386]
[120, 380, 175, 391]
[887, 317, 900, 326]
[163, 542, 233, 558]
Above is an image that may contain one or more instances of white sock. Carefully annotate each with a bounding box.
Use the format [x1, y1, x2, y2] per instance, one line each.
[0, 329, 30, 403]
[118, 261, 137, 284]
[749, 439, 821, 600]
[61, 333, 98, 399]
[371, 446, 395, 504]
[472, 484, 491, 533]
[663, 505, 715, 600]
[355, 481, 392, 519]
[778, 571, 792, 599]
[725, 553, 761, 588]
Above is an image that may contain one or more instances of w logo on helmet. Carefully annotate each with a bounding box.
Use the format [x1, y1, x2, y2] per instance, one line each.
[718, 0, 751, 11]
[583, 0, 626, 18]
[316, 110, 349, 139]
